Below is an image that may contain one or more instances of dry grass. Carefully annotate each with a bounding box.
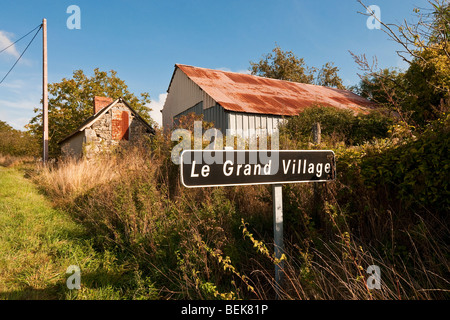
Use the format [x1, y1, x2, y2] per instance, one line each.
[32, 146, 150, 205]
[34, 157, 118, 204]
[0, 154, 36, 168]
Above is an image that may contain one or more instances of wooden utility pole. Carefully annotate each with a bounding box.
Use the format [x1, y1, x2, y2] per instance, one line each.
[42, 18, 48, 163]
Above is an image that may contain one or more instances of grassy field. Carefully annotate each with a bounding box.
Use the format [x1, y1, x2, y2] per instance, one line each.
[0, 166, 158, 300]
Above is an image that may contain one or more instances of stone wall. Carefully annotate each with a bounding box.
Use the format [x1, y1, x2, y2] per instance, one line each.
[83, 102, 152, 158]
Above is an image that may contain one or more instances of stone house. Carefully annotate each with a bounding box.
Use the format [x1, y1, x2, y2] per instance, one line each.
[58, 96, 154, 158]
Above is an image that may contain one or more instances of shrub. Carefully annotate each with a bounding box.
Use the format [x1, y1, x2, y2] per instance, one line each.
[281, 106, 354, 143]
[350, 111, 393, 145]
[280, 106, 392, 145]
[361, 113, 449, 213]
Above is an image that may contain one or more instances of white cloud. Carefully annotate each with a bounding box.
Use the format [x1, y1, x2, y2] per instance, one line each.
[0, 98, 37, 111]
[0, 107, 33, 130]
[0, 79, 27, 94]
[236, 69, 251, 75]
[0, 31, 20, 59]
[217, 67, 251, 74]
[7, 117, 30, 130]
[0, 97, 39, 130]
[148, 93, 167, 127]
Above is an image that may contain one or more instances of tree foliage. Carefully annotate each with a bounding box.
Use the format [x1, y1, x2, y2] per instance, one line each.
[249, 45, 345, 89]
[354, 0, 450, 126]
[27, 68, 153, 157]
[0, 120, 39, 157]
[250, 45, 315, 83]
[315, 62, 346, 89]
[355, 67, 408, 115]
[403, 43, 450, 123]
[361, 113, 450, 213]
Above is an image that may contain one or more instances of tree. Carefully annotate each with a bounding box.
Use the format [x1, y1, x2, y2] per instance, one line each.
[354, 0, 450, 125]
[250, 45, 345, 90]
[402, 43, 450, 122]
[27, 68, 153, 157]
[352, 60, 409, 119]
[315, 62, 345, 89]
[280, 106, 391, 145]
[0, 120, 39, 156]
[249, 45, 315, 83]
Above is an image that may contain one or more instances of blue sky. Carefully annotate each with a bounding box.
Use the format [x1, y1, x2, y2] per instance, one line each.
[0, 0, 428, 129]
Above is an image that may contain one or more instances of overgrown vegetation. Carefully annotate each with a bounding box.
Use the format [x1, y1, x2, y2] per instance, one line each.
[3, 109, 448, 299]
[280, 107, 392, 146]
[28, 109, 448, 299]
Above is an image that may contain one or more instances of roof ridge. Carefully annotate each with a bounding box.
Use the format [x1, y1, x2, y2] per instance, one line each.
[175, 63, 252, 76]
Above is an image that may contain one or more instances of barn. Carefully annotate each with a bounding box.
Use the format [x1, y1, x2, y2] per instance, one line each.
[162, 64, 375, 137]
[58, 96, 154, 158]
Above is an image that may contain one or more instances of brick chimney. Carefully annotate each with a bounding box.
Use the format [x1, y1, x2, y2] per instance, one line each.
[93, 96, 113, 114]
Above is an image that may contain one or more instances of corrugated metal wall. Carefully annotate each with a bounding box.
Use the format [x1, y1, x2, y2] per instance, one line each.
[204, 104, 228, 131]
[174, 101, 228, 132]
[228, 111, 286, 138]
[174, 102, 286, 140]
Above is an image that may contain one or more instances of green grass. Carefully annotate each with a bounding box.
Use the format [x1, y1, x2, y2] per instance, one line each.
[0, 166, 158, 300]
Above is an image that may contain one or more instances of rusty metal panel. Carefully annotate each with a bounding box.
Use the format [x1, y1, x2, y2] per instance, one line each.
[112, 110, 129, 141]
[175, 64, 376, 117]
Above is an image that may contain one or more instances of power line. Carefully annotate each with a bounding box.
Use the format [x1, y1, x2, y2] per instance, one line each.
[0, 24, 42, 55]
[0, 23, 42, 85]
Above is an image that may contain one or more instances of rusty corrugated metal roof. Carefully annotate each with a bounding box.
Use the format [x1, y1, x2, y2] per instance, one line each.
[174, 64, 375, 116]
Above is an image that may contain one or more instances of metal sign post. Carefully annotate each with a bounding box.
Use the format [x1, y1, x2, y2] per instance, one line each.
[272, 184, 283, 298]
[179, 149, 336, 298]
